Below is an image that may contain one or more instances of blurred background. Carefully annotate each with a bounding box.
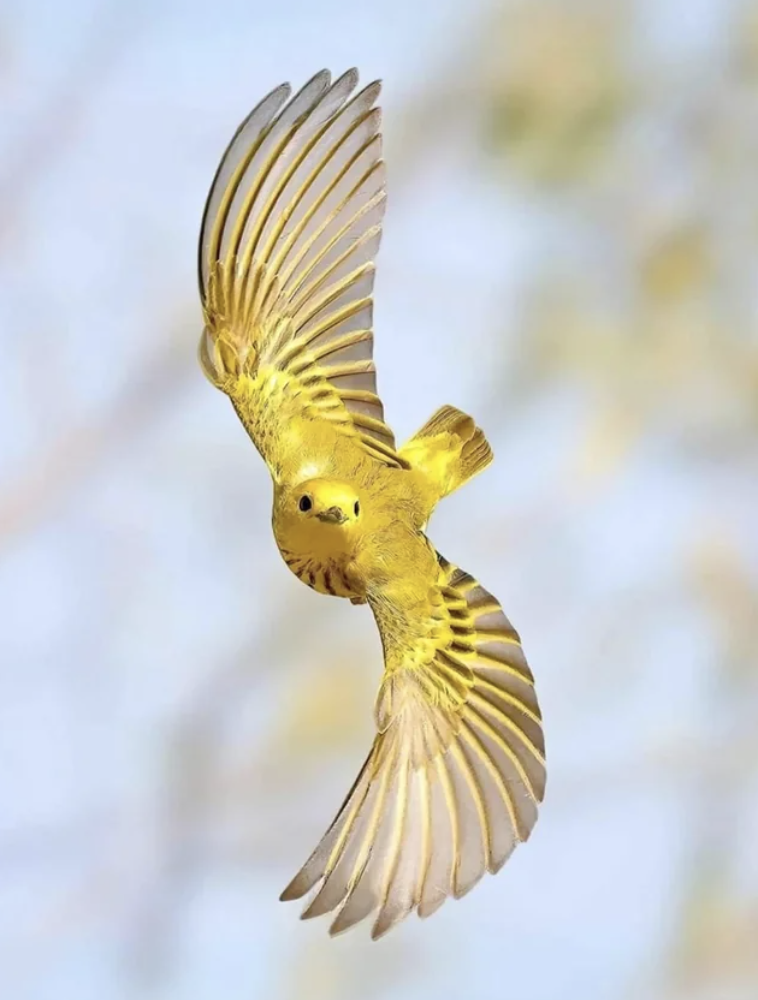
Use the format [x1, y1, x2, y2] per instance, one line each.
[1, 0, 757, 997]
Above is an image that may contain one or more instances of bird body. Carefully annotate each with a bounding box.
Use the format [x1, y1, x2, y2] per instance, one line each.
[197, 69, 545, 939]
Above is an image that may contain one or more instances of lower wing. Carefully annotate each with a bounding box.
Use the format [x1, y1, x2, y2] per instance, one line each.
[280, 549, 546, 938]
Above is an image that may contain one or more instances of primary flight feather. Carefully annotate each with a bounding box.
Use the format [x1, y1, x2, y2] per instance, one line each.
[197, 68, 546, 939]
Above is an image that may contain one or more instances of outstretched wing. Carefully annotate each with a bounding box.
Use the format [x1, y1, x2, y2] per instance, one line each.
[197, 69, 406, 472]
[281, 547, 546, 939]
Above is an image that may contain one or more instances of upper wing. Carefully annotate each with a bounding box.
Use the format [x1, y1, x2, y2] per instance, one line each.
[197, 69, 407, 470]
[280, 547, 546, 939]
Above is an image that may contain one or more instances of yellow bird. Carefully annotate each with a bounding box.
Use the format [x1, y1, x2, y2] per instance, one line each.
[197, 69, 546, 939]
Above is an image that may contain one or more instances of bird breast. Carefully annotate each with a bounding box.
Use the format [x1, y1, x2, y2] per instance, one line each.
[277, 545, 362, 600]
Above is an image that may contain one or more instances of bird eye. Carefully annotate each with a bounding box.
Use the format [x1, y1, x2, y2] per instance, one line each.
[354, 500, 360, 516]
[298, 495, 312, 512]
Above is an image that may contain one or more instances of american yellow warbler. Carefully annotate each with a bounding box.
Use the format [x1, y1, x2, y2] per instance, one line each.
[197, 69, 546, 938]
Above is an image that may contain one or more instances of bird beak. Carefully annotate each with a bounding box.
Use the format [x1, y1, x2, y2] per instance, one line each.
[316, 506, 347, 525]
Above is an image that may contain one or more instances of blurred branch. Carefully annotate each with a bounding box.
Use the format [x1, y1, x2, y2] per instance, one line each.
[391, 0, 634, 189]
[0, 312, 196, 548]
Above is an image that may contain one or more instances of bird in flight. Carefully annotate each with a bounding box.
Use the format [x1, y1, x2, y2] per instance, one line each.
[197, 69, 546, 939]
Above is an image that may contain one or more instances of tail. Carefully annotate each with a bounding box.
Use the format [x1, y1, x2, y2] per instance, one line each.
[399, 405, 493, 500]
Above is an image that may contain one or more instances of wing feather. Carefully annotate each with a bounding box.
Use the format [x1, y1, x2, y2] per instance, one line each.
[280, 548, 546, 938]
[198, 70, 405, 471]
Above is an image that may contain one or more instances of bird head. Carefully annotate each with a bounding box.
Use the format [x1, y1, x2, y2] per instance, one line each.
[274, 478, 363, 558]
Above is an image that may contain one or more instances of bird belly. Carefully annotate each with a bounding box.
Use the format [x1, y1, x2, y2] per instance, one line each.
[278, 547, 361, 599]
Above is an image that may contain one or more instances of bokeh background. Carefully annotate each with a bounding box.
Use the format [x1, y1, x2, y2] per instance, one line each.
[2, 0, 757, 997]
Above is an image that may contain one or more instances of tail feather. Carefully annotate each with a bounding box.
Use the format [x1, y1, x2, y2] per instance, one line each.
[400, 405, 493, 500]
[413, 404, 475, 440]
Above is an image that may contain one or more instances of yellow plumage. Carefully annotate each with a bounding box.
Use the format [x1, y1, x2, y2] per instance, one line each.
[197, 69, 546, 938]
